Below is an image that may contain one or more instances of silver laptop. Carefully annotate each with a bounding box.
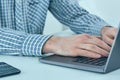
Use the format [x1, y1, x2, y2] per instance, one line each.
[39, 24, 120, 73]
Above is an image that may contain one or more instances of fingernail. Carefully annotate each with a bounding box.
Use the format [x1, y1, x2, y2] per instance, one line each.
[105, 52, 109, 56]
[96, 55, 101, 58]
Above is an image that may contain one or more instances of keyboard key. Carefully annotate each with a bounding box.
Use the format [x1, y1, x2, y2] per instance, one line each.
[73, 57, 107, 66]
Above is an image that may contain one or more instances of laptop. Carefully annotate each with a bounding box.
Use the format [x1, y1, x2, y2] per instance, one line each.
[39, 24, 120, 73]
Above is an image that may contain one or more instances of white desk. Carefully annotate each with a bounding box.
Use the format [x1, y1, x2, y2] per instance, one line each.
[0, 30, 120, 80]
[0, 55, 120, 80]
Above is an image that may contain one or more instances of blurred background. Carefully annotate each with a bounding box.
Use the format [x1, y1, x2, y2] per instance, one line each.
[44, 0, 120, 35]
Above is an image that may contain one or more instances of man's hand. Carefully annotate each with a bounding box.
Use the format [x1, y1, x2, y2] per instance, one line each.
[43, 34, 110, 58]
[101, 26, 117, 46]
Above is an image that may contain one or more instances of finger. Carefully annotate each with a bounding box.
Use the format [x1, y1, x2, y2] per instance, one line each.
[107, 28, 117, 39]
[112, 28, 117, 36]
[92, 36, 111, 51]
[76, 49, 101, 58]
[94, 36, 102, 40]
[103, 36, 113, 46]
[79, 44, 109, 57]
[84, 36, 111, 52]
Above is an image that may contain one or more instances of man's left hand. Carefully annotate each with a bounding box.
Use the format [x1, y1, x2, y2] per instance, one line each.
[101, 26, 117, 46]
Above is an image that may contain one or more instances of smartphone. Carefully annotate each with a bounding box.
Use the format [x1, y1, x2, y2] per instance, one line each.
[0, 62, 21, 77]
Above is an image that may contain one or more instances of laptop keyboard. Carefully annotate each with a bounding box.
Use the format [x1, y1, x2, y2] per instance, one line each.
[73, 57, 107, 66]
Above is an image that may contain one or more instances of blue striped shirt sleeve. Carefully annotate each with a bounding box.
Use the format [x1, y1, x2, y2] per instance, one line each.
[0, 28, 52, 56]
[49, 0, 109, 36]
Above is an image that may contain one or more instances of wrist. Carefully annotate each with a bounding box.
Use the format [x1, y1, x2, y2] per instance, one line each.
[42, 36, 61, 54]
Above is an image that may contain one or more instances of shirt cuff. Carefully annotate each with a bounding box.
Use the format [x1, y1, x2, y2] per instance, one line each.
[21, 34, 53, 56]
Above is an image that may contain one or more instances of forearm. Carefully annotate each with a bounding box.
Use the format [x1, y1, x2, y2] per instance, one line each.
[61, 14, 109, 36]
[49, 0, 109, 36]
[0, 28, 52, 56]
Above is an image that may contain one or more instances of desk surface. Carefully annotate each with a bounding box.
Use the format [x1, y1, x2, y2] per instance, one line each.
[0, 55, 120, 80]
[0, 30, 120, 80]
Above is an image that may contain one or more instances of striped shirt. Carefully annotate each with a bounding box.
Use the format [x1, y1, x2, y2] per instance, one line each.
[0, 0, 108, 56]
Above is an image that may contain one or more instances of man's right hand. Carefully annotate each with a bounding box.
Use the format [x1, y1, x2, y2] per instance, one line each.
[42, 34, 111, 58]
